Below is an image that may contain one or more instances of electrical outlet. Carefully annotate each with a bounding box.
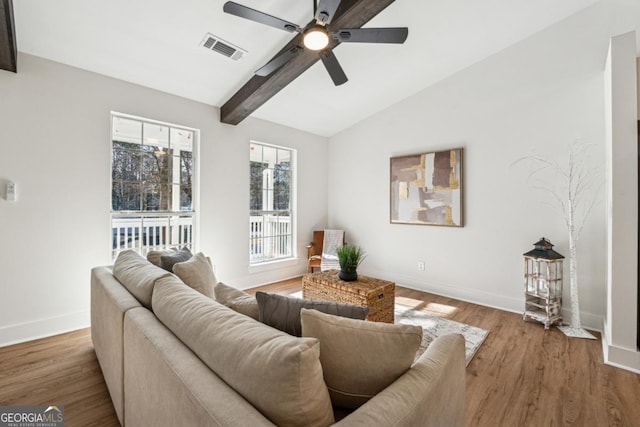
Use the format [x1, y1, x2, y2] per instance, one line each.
[417, 261, 425, 271]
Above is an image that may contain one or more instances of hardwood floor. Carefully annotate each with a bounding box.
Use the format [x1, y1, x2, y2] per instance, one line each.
[0, 328, 120, 427]
[1, 277, 639, 426]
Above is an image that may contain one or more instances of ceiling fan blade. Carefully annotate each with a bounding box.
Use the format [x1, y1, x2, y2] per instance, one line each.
[319, 49, 348, 86]
[333, 28, 408, 43]
[255, 46, 303, 77]
[314, 0, 341, 25]
[223, 1, 300, 33]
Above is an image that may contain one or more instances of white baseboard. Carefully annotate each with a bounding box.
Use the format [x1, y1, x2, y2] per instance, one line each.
[601, 319, 640, 374]
[0, 310, 90, 348]
[368, 268, 604, 331]
[389, 272, 523, 314]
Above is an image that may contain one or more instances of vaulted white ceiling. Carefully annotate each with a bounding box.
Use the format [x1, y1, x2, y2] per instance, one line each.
[13, 0, 598, 136]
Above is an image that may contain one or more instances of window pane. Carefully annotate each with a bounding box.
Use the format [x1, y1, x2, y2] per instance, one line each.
[274, 161, 290, 176]
[141, 143, 173, 158]
[141, 152, 171, 182]
[112, 145, 140, 181]
[274, 189, 289, 210]
[260, 237, 274, 260]
[250, 143, 263, 163]
[263, 146, 277, 166]
[111, 117, 194, 214]
[171, 128, 193, 152]
[143, 183, 172, 211]
[181, 152, 193, 186]
[250, 161, 267, 210]
[274, 164, 290, 211]
[277, 148, 290, 165]
[180, 185, 192, 210]
[144, 123, 169, 148]
[112, 182, 141, 211]
[113, 140, 139, 151]
[113, 117, 142, 144]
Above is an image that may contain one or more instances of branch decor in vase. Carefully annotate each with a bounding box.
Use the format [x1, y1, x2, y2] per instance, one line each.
[336, 245, 366, 282]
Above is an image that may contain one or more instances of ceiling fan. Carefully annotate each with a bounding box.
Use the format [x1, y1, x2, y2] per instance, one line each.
[223, 0, 408, 86]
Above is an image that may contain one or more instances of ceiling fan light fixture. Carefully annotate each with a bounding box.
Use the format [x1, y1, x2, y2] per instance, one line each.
[303, 26, 329, 51]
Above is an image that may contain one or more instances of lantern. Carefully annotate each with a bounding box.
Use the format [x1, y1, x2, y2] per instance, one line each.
[523, 237, 564, 329]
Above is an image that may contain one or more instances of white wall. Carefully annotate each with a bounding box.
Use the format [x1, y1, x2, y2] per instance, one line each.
[604, 31, 639, 372]
[0, 53, 328, 346]
[328, 1, 640, 331]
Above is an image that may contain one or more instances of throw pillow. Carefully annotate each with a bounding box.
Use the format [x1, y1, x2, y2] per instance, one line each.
[159, 247, 192, 272]
[256, 292, 369, 337]
[300, 308, 423, 409]
[146, 248, 177, 267]
[213, 282, 259, 320]
[172, 252, 216, 298]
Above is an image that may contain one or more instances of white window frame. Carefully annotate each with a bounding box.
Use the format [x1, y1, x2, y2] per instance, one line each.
[110, 112, 200, 260]
[249, 140, 297, 267]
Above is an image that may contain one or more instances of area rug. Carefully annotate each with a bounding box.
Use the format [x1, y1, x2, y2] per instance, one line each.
[395, 305, 489, 366]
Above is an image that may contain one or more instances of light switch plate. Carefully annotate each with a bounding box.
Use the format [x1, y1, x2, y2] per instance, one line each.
[6, 181, 16, 201]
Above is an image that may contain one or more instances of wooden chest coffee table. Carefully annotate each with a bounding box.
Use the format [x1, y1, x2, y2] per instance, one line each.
[302, 270, 395, 323]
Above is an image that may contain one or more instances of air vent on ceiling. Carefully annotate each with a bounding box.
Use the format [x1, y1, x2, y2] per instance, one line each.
[200, 33, 247, 61]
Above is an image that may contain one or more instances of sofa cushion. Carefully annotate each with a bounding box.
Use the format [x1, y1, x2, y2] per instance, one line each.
[213, 282, 259, 320]
[153, 278, 334, 427]
[256, 292, 369, 337]
[160, 247, 193, 272]
[301, 308, 423, 409]
[172, 253, 216, 298]
[113, 250, 171, 309]
[146, 248, 176, 267]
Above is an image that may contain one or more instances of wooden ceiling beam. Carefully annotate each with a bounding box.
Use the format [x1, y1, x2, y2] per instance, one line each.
[220, 0, 396, 126]
[0, 0, 17, 73]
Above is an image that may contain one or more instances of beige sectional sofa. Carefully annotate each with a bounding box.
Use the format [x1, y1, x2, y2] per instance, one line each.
[91, 250, 466, 426]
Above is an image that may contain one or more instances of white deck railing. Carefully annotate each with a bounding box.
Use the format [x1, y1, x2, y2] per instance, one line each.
[112, 213, 194, 259]
[250, 214, 291, 263]
[112, 213, 289, 263]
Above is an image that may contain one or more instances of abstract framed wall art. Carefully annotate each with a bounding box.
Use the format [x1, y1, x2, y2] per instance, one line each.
[390, 148, 463, 226]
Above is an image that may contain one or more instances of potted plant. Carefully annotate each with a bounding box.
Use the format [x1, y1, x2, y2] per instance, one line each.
[336, 245, 366, 282]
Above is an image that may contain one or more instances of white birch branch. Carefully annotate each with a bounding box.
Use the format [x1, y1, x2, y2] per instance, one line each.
[511, 141, 602, 330]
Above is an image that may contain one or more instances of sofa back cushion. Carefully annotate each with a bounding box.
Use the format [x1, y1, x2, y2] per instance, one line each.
[113, 250, 171, 309]
[152, 277, 334, 427]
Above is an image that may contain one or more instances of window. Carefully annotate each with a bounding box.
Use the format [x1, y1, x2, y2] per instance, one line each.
[249, 142, 295, 264]
[111, 113, 198, 259]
